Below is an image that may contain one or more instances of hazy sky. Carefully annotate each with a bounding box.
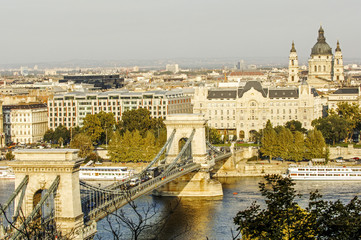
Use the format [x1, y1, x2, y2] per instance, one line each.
[0, 0, 360, 65]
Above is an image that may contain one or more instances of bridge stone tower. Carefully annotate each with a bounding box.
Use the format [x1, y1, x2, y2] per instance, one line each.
[9, 149, 96, 239]
[156, 114, 223, 198]
[164, 114, 207, 165]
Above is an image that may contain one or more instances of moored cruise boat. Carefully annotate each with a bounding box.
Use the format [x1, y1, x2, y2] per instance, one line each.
[79, 166, 134, 181]
[0, 166, 15, 180]
[286, 164, 361, 180]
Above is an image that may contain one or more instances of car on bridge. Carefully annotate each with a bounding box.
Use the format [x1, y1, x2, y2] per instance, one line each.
[129, 178, 140, 187]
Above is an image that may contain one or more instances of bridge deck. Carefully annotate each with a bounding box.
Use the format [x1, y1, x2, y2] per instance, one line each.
[85, 163, 201, 223]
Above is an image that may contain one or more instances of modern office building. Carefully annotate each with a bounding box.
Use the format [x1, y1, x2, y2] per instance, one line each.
[193, 81, 324, 141]
[3, 103, 48, 144]
[48, 90, 192, 129]
[60, 74, 125, 89]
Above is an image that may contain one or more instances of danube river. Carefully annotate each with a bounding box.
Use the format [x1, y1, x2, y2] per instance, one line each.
[1, 177, 361, 239]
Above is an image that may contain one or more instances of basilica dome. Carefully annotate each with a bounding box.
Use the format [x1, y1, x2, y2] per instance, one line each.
[311, 26, 332, 55]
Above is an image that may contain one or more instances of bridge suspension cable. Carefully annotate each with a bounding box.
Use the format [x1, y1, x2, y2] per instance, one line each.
[163, 129, 195, 175]
[0, 175, 29, 220]
[106, 129, 177, 191]
[10, 176, 60, 240]
[206, 141, 222, 154]
[139, 129, 176, 176]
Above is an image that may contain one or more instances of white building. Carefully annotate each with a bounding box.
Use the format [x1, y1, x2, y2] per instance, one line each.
[193, 81, 324, 141]
[48, 89, 192, 129]
[3, 103, 48, 144]
[166, 64, 179, 73]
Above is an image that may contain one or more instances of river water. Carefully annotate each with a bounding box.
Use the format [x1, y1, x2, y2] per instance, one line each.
[1, 177, 361, 240]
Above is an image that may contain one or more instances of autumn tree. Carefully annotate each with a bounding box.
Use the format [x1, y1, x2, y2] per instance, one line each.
[304, 129, 326, 159]
[260, 120, 277, 162]
[108, 130, 162, 163]
[70, 133, 94, 158]
[277, 127, 293, 161]
[82, 114, 103, 143]
[288, 131, 305, 162]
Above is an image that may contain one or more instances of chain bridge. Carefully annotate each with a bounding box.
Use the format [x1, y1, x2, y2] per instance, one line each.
[0, 114, 233, 239]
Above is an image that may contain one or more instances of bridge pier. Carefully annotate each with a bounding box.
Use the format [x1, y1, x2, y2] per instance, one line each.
[153, 171, 223, 198]
[160, 114, 224, 198]
[9, 149, 97, 239]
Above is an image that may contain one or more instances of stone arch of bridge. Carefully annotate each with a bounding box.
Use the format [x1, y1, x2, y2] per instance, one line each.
[164, 114, 207, 164]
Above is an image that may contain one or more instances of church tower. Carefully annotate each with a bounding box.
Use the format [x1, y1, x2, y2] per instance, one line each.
[333, 40, 344, 82]
[308, 26, 333, 83]
[288, 41, 299, 83]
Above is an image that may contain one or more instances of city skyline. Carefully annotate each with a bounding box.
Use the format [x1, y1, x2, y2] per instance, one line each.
[0, 0, 361, 65]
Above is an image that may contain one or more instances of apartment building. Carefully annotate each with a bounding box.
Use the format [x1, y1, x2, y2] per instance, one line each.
[3, 103, 48, 144]
[48, 89, 192, 129]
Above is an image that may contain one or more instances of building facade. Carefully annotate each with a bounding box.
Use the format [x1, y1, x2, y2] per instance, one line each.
[327, 87, 361, 110]
[288, 26, 345, 87]
[60, 74, 125, 89]
[306, 26, 345, 86]
[193, 81, 323, 141]
[48, 90, 192, 129]
[3, 103, 48, 144]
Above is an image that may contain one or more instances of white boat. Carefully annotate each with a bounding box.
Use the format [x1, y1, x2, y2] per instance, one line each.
[79, 166, 134, 181]
[286, 164, 361, 180]
[0, 166, 15, 180]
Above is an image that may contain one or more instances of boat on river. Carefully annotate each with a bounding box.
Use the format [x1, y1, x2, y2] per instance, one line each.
[0, 166, 15, 180]
[79, 166, 134, 181]
[286, 164, 361, 180]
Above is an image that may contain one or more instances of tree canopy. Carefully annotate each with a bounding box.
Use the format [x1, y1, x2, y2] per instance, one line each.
[118, 108, 165, 137]
[312, 114, 349, 145]
[43, 125, 70, 144]
[234, 175, 361, 239]
[259, 120, 326, 161]
[70, 133, 94, 158]
[108, 130, 161, 162]
[206, 126, 222, 144]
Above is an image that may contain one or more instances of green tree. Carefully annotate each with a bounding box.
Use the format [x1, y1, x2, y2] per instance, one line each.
[142, 131, 158, 162]
[285, 120, 307, 134]
[334, 102, 361, 142]
[82, 114, 103, 143]
[206, 126, 222, 144]
[70, 133, 94, 158]
[52, 125, 70, 144]
[118, 108, 156, 137]
[304, 129, 326, 159]
[312, 114, 349, 145]
[97, 111, 116, 145]
[277, 127, 293, 161]
[234, 175, 361, 239]
[43, 129, 54, 143]
[107, 131, 123, 162]
[5, 151, 15, 161]
[288, 131, 305, 162]
[234, 175, 315, 240]
[260, 120, 277, 162]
